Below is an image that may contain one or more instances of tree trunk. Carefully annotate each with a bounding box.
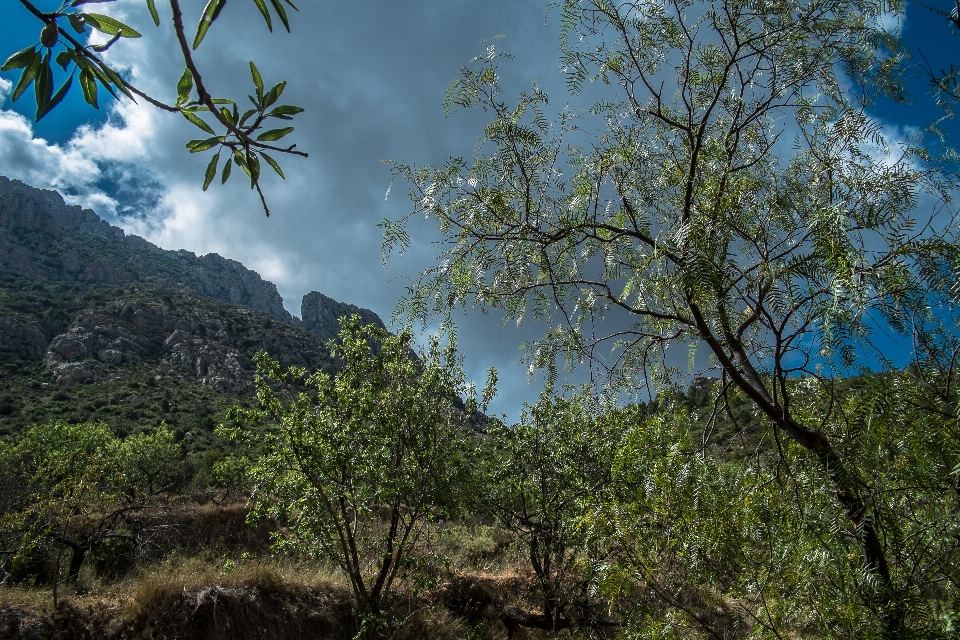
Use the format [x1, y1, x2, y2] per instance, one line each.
[804, 431, 901, 638]
[694, 311, 904, 636]
[66, 545, 87, 584]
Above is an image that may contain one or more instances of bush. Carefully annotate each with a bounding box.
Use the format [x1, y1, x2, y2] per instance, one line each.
[0, 399, 18, 416]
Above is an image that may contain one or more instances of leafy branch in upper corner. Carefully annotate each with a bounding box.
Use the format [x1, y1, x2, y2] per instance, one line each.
[1, 0, 306, 216]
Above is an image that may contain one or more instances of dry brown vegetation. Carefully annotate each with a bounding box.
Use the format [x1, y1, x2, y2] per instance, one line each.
[0, 500, 613, 639]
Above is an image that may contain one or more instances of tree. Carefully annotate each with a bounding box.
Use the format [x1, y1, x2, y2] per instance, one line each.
[584, 376, 959, 638]
[0, 422, 184, 602]
[383, 0, 959, 635]
[224, 316, 495, 622]
[589, 403, 780, 638]
[1, 0, 306, 215]
[480, 390, 625, 635]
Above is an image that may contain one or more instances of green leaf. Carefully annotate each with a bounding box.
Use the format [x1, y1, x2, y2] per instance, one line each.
[10, 52, 40, 102]
[268, 104, 303, 118]
[251, 0, 272, 31]
[181, 110, 217, 135]
[210, 98, 234, 104]
[193, 0, 227, 49]
[248, 151, 261, 186]
[220, 106, 235, 125]
[239, 108, 258, 127]
[233, 150, 251, 177]
[79, 69, 99, 108]
[249, 61, 264, 99]
[67, 14, 87, 34]
[34, 52, 53, 115]
[262, 81, 285, 108]
[261, 152, 285, 179]
[283, 0, 298, 9]
[86, 61, 119, 100]
[55, 50, 73, 72]
[203, 153, 220, 190]
[267, 0, 290, 31]
[256, 127, 293, 141]
[80, 13, 142, 38]
[176, 68, 192, 106]
[37, 73, 73, 121]
[91, 34, 122, 53]
[2, 46, 38, 72]
[221, 155, 233, 183]
[146, 0, 160, 26]
[99, 63, 133, 99]
[187, 136, 223, 153]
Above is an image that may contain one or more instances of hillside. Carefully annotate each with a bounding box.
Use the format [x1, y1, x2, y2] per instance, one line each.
[0, 176, 384, 441]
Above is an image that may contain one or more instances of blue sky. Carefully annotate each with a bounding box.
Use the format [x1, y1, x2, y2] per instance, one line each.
[1, 0, 958, 417]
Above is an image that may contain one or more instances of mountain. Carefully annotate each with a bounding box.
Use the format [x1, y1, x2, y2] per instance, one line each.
[0, 176, 385, 334]
[0, 177, 385, 439]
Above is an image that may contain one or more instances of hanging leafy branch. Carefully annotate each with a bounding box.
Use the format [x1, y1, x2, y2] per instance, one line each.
[1, 0, 306, 216]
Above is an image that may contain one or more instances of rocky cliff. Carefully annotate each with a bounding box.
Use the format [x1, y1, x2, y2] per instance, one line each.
[301, 291, 386, 341]
[0, 176, 394, 404]
[0, 176, 387, 354]
[0, 176, 296, 324]
[39, 287, 335, 391]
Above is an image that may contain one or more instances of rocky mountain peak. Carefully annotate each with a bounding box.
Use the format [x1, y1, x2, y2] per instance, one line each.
[0, 177, 392, 396]
[0, 176, 124, 240]
[300, 291, 385, 342]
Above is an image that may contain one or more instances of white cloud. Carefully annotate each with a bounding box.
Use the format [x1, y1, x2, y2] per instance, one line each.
[879, 6, 905, 37]
[0, 78, 111, 209]
[69, 100, 155, 163]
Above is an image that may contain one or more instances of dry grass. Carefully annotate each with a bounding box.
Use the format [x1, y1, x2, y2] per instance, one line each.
[0, 553, 585, 639]
[126, 554, 343, 609]
[0, 556, 359, 639]
[429, 521, 519, 572]
[0, 583, 54, 612]
[0, 508, 608, 639]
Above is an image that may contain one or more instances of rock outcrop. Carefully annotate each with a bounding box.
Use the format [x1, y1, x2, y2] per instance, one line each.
[300, 291, 385, 342]
[40, 290, 334, 391]
[0, 176, 398, 395]
[0, 315, 47, 361]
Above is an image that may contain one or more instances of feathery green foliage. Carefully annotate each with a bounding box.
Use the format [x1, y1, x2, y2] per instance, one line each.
[223, 316, 496, 619]
[384, 0, 960, 635]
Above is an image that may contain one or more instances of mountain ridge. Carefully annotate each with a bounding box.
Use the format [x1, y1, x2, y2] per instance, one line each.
[0, 176, 384, 340]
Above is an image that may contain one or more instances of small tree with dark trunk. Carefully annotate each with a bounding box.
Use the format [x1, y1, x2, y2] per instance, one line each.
[228, 316, 494, 626]
[481, 390, 624, 636]
[0, 422, 183, 601]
